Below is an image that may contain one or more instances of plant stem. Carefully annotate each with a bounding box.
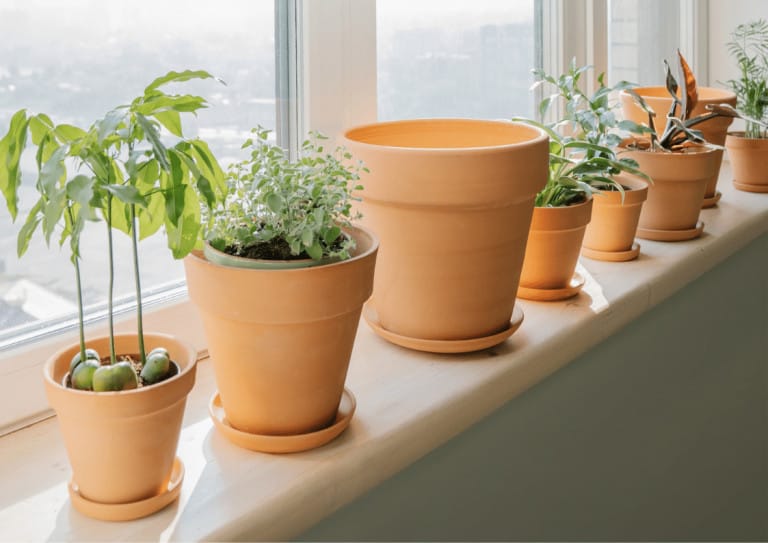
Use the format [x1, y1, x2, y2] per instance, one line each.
[106, 192, 116, 365]
[130, 204, 146, 364]
[67, 205, 86, 362]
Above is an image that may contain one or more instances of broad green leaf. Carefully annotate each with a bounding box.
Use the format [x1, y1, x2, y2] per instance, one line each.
[153, 109, 183, 137]
[0, 109, 30, 220]
[164, 184, 201, 258]
[42, 188, 66, 245]
[106, 193, 131, 235]
[55, 124, 87, 142]
[143, 70, 216, 94]
[17, 199, 43, 257]
[28, 114, 55, 145]
[617, 119, 654, 135]
[138, 191, 164, 240]
[301, 228, 314, 247]
[38, 146, 67, 195]
[97, 109, 127, 145]
[135, 113, 170, 171]
[188, 140, 226, 198]
[105, 184, 147, 206]
[163, 182, 186, 226]
[136, 159, 160, 191]
[324, 225, 341, 245]
[136, 94, 207, 115]
[306, 241, 323, 260]
[266, 193, 284, 213]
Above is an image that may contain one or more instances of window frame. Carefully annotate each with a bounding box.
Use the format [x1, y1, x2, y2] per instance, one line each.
[0, 0, 708, 435]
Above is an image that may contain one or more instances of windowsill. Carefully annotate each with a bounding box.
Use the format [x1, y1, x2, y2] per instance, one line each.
[1, 163, 766, 541]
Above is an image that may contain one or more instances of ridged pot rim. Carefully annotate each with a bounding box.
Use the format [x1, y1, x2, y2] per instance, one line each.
[43, 332, 196, 400]
[592, 175, 649, 204]
[343, 118, 549, 154]
[619, 86, 737, 102]
[618, 138, 719, 157]
[188, 224, 378, 276]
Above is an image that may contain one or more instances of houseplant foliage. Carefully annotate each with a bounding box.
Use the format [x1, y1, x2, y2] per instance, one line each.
[724, 19, 768, 192]
[205, 126, 362, 264]
[0, 70, 225, 391]
[0, 69, 225, 515]
[184, 127, 378, 451]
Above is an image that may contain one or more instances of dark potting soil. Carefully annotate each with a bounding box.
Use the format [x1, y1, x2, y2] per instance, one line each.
[228, 238, 309, 261]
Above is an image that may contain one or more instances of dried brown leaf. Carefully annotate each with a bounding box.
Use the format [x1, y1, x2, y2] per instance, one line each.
[678, 51, 698, 117]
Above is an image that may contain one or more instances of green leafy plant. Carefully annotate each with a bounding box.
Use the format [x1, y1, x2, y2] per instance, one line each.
[726, 19, 768, 138]
[0, 70, 226, 391]
[205, 127, 364, 262]
[516, 61, 650, 207]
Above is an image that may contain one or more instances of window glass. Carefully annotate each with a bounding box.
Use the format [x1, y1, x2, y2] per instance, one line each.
[608, 0, 681, 85]
[0, 0, 275, 345]
[377, 0, 537, 121]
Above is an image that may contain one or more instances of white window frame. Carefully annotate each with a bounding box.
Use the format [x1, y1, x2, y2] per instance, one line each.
[0, 0, 708, 435]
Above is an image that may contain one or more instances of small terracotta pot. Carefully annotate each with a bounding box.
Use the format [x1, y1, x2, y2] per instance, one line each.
[582, 174, 648, 260]
[620, 141, 719, 239]
[343, 119, 548, 342]
[43, 333, 196, 505]
[725, 132, 768, 193]
[620, 87, 736, 205]
[184, 226, 377, 437]
[519, 197, 593, 290]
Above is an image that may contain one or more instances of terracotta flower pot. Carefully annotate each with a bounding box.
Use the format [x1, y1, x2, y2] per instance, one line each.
[582, 174, 648, 262]
[343, 119, 548, 346]
[725, 132, 768, 193]
[184, 226, 377, 441]
[518, 197, 593, 301]
[619, 87, 737, 207]
[43, 333, 196, 508]
[620, 141, 719, 241]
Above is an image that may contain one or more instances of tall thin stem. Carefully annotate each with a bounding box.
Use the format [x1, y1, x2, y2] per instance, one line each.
[130, 203, 146, 364]
[67, 205, 86, 362]
[106, 192, 116, 365]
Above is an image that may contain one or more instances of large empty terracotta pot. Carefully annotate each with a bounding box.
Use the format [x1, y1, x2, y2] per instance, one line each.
[343, 119, 548, 345]
[620, 87, 736, 206]
[44, 333, 196, 507]
[184, 226, 377, 438]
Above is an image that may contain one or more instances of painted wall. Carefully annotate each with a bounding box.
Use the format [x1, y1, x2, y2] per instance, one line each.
[708, 0, 768, 85]
[296, 233, 767, 541]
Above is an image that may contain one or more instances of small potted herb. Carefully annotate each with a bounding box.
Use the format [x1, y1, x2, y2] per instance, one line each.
[514, 62, 649, 300]
[183, 127, 378, 453]
[724, 19, 768, 192]
[0, 70, 225, 520]
[532, 61, 653, 262]
[621, 51, 740, 241]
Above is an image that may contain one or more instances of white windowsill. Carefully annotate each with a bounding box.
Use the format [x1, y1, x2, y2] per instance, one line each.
[0, 163, 766, 542]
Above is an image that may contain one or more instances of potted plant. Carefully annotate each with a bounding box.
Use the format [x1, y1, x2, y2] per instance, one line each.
[619, 58, 737, 207]
[724, 19, 768, 193]
[343, 118, 548, 353]
[183, 127, 378, 453]
[513, 109, 647, 300]
[0, 70, 225, 520]
[620, 52, 736, 241]
[532, 60, 652, 263]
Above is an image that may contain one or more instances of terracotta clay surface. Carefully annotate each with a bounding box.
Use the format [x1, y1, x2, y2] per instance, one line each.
[43, 333, 196, 508]
[620, 143, 718, 238]
[519, 198, 593, 292]
[620, 87, 736, 203]
[583, 174, 648, 260]
[726, 133, 768, 193]
[343, 118, 548, 343]
[184, 226, 377, 439]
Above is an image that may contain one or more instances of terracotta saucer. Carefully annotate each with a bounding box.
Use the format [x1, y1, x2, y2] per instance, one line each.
[363, 303, 524, 354]
[209, 388, 356, 453]
[517, 272, 585, 302]
[582, 242, 641, 262]
[733, 181, 768, 193]
[636, 221, 704, 242]
[701, 191, 722, 208]
[68, 457, 184, 522]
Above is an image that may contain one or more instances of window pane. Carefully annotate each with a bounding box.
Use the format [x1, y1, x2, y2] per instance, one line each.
[0, 0, 276, 345]
[608, 0, 680, 85]
[377, 0, 537, 121]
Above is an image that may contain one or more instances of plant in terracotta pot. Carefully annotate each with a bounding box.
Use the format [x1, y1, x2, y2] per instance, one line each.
[0, 70, 225, 520]
[621, 51, 739, 241]
[724, 19, 768, 193]
[619, 56, 738, 208]
[184, 127, 378, 453]
[532, 60, 653, 262]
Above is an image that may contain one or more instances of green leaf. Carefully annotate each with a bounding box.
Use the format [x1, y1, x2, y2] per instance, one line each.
[143, 70, 217, 94]
[106, 193, 131, 235]
[38, 145, 67, 195]
[266, 193, 284, 213]
[163, 183, 186, 226]
[97, 109, 127, 144]
[306, 241, 323, 260]
[28, 114, 54, 145]
[188, 140, 226, 199]
[164, 184, 201, 258]
[138, 192, 164, 240]
[42, 188, 66, 244]
[324, 225, 341, 245]
[136, 94, 207, 116]
[105, 184, 148, 206]
[66, 175, 95, 209]
[17, 199, 43, 257]
[55, 124, 87, 142]
[153, 109, 183, 137]
[301, 228, 314, 247]
[135, 113, 170, 171]
[0, 109, 30, 220]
